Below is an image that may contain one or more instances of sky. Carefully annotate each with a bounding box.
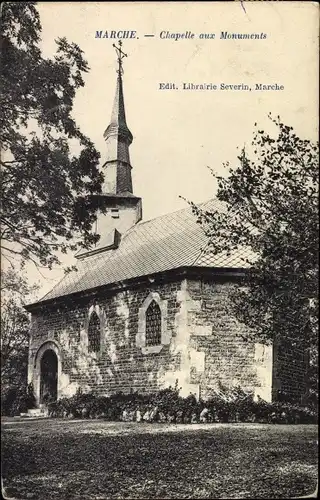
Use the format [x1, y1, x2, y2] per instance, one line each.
[17, 1, 320, 297]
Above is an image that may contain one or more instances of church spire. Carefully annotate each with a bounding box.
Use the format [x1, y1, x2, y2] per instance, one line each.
[102, 41, 133, 194]
[75, 42, 142, 259]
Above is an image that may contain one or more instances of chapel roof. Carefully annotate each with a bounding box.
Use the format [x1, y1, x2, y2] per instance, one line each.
[34, 198, 252, 306]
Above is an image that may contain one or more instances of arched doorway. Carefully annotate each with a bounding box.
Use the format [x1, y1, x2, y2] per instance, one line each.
[40, 349, 58, 404]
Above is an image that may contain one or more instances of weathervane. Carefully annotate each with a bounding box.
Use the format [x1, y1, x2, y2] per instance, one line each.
[113, 40, 127, 74]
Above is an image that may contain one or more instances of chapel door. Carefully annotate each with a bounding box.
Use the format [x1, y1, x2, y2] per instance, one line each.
[40, 349, 58, 404]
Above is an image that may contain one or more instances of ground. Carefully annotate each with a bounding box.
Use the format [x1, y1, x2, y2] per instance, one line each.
[1, 419, 318, 499]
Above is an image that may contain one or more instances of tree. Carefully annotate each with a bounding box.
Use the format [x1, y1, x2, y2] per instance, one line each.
[1, 269, 38, 396]
[1, 2, 104, 270]
[191, 115, 318, 353]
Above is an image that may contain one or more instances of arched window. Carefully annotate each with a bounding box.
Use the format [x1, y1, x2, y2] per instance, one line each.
[145, 300, 161, 346]
[88, 311, 101, 353]
[136, 292, 170, 354]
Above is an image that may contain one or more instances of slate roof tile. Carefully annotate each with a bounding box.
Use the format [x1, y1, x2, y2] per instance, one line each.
[38, 199, 252, 304]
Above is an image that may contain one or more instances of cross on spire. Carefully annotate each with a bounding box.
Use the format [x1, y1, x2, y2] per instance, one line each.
[113, 40, 127, 74]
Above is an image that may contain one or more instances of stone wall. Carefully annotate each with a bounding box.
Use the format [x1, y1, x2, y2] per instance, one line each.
[185, 279, 262, 400]
[29, 279, 184, 402]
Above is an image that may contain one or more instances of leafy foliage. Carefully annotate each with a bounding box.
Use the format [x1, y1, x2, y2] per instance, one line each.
[190, 116, 318, 354]
[1, 2, 103, 269]
[1, 383, 36, 416]
[1, 269, 37, 385]
[1, 269, 39, 415]
[46, 386, 317, 424]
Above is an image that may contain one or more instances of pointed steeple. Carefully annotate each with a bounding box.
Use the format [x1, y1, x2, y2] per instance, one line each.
[75, 41, 143, 259]
[102, 41, 133, 194]
[104, 71, 133, 149]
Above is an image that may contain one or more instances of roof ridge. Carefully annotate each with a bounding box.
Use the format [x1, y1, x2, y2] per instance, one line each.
[133, 197, 217, 229]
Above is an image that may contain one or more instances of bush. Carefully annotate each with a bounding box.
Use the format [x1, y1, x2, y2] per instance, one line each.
[1, 382, 36, 416]
[1, 387, 21, 416]
[46, 384, 318, 424]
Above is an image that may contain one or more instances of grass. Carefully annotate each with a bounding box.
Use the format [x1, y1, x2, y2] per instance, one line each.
[1, 419, 318, 499]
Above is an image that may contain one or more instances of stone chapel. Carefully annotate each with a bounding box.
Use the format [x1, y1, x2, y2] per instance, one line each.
[25, 45, 308, 407]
